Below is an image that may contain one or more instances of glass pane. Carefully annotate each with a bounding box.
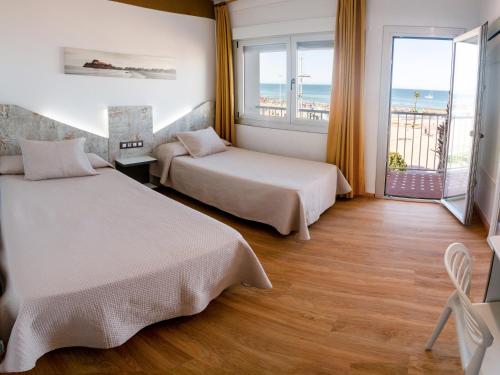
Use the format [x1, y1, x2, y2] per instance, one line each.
[296, 40, 333, 121]
[384, 37, 452, 200]
[443, 34, 480, 218]
[243, 44, 287, 119]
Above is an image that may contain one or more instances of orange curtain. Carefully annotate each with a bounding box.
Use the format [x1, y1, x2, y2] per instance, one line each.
[327, 0, 366, 198]
[214, 4, 236, 144]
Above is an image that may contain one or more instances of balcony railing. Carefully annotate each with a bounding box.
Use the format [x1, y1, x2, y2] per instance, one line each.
[256, 105, 286, 118]
[298, 108, 329, 121]
[389, 111, 448, 172]
[255, 105, 329, 121]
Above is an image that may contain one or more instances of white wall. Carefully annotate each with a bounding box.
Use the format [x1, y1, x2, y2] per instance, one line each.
[480, 0, 500, 24]
[476, 0, 500, 225]
[237, 124, 327, 161]
[0, 0, 215, 137]
[229, 0, 335, 162]
[230, 0, 481, 193]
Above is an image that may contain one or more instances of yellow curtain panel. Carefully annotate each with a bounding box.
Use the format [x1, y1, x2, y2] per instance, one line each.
[327, 0, 366, 197]
[215, 4, 236, 144]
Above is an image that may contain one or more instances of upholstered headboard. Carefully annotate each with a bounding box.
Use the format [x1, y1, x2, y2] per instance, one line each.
[0, 104, 108, 160]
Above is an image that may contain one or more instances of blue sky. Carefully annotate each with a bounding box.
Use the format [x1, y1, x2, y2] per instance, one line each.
[260, 49, 334, 85]
[259, 38, 454, 90]
[392, 38, 453, 91]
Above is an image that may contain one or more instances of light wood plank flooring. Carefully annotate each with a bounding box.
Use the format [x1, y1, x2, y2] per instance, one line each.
[23, 193, 491, 374]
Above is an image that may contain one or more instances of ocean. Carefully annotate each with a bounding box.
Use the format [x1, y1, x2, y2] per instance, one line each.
[391, 88, 449, 110]
[260, 83, 331, 104]
[260, 84, 449, 110]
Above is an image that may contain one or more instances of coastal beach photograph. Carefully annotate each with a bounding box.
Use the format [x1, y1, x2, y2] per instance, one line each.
[64, 47, 176, 80]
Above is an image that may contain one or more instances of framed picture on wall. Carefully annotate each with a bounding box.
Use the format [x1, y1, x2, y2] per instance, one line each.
[64, 47, 176, 80]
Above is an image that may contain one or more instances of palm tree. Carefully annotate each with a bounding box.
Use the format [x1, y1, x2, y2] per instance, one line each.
[413, 91, 421, 112]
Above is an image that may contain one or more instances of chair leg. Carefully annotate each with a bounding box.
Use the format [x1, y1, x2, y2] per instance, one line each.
[425, 304, 452, 350]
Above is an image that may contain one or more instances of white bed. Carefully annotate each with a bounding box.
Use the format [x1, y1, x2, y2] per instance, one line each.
[151, 144, 351, 240]
[0, 167, 271, 372]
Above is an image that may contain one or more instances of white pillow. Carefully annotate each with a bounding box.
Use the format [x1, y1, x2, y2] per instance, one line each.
[176, 127, 227, 158]
[0, 155, 25, 175]
[86, 153, 113, 169]
[19, 138, 97, 180]
[0, 153, 112, 175]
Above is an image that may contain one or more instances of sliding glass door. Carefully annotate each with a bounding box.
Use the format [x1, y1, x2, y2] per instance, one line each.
[441, 23, 488, 224]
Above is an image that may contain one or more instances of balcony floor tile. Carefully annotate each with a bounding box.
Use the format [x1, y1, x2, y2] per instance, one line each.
[385, 170, 443, 200]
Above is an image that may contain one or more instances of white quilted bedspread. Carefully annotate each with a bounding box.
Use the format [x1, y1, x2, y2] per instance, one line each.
[152, 145, 352, 240]
[0, 168, 271, 372]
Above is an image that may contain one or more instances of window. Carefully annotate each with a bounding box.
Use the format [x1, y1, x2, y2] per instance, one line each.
[243, 43, 288, 120]
[236, 33, 334, 133]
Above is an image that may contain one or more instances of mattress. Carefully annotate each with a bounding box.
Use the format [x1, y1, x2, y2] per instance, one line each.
[151, 145, 351, 240]
[0, 168, 271, 372]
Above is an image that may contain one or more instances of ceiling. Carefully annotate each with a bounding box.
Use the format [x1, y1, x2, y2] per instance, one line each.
[111, 0, 215, 19]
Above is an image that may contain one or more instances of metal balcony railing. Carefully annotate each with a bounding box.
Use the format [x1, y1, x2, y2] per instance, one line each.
[255, 105, 329, 121]
[256, 105, 287, 118]
[389, 111, 448, 172]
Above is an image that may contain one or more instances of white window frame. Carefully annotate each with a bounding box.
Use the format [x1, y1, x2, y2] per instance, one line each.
[236, 36, 291, 126]
[374, 26, 465, 198]
[235, 32, 333, 134]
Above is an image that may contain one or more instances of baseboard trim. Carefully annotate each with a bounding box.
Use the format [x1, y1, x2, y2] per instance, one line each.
[475, 202, 490, 231]
[358, 192, 376, 198]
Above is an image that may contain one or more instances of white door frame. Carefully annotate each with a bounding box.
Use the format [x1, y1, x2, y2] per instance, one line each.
[375, 25, 465, 198]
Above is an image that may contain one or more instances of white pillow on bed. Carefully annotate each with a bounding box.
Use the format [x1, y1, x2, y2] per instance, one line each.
[86, 153, 113, 169]
[176, 127, 227, 158]
[0, 153, 111, 175]
[18, 138, 97, 180]
[0, 155, 25, 175]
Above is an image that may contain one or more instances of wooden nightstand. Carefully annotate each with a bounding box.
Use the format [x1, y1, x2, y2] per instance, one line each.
[115, 156, 158, 189]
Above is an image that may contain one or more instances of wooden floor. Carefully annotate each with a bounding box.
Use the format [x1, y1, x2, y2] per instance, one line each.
[23, 193, 491, 375]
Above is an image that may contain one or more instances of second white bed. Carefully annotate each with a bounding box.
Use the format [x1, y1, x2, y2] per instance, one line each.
[151, 144, 351, 240]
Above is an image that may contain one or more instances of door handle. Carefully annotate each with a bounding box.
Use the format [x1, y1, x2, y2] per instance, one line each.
[469, 130, 484, 138]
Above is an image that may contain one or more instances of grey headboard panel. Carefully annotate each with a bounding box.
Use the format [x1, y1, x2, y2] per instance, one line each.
[0, 104, 108, 160]
[108, 106, 153, 164]
[153, 101, 214, 148]
[107, 101, 214, 164]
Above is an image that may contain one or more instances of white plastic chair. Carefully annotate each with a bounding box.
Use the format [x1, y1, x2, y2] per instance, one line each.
[425, 243, 500, 375]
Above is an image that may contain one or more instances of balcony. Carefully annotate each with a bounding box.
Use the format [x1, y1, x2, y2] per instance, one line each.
[256, 105, 329, 121]
[385, 111, 448, 199]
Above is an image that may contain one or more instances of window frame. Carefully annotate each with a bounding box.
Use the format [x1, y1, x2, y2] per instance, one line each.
[235, 32, 333, 134]
[374, 26, 465, 198]
[236, 36, 291, 126]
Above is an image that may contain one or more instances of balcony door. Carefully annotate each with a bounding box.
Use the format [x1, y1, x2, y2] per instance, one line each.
[441, 23, 488, 224]
[383, 36, 454, 200]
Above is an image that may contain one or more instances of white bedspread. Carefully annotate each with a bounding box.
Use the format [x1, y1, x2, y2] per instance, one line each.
[151, 145, 351, 240]
[0, 168, 271, 373]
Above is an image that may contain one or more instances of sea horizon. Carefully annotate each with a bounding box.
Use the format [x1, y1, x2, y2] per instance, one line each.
[260, 83, 449, 110]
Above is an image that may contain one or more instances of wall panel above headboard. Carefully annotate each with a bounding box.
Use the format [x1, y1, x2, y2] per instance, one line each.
[108, 106, 153, 164]
[153, 101, 214, 148]
[0, 104, 108, 160]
